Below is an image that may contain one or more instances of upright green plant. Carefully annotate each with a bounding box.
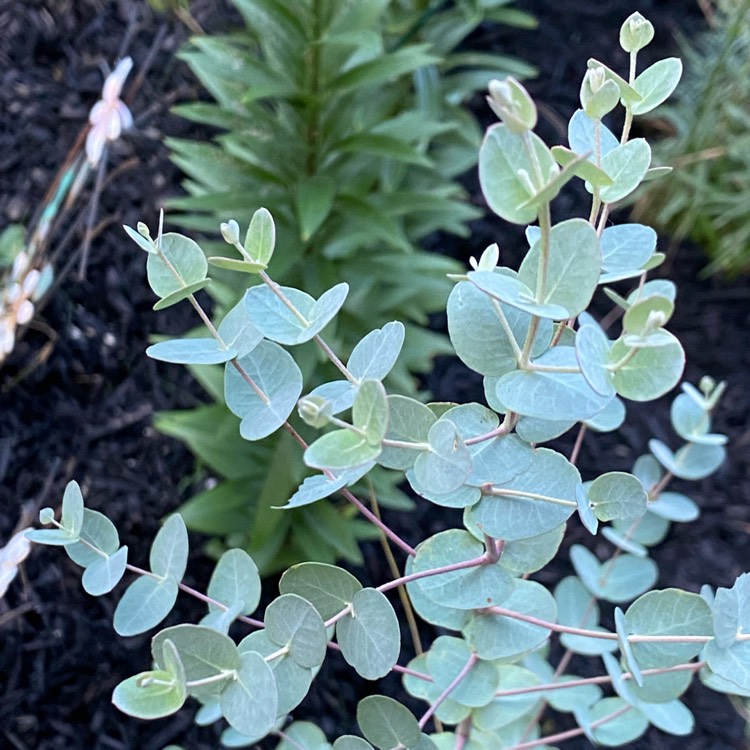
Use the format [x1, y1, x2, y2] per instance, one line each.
[28, 13, 750, 749]
[161, 0, 536, 571]
[633, 0, 750, 275]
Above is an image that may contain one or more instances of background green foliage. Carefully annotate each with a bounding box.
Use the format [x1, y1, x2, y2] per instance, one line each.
[633, 0, 750, 275]
[158, 0, 536, 572]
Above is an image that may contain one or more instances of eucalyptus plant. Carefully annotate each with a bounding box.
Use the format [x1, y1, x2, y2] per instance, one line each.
[159, 0, 535, 572]
[28, 13, 749, 749]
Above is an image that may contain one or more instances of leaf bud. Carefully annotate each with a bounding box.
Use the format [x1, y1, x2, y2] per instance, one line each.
[298, 395, 331, 428]
[39, 507, 55, 525]
[620, 12, 654, 54]
[220, 219, 241, 245]
[136, 221, 151, 238]
[487, 77, 537, 133]
[580, 67, 621, 119]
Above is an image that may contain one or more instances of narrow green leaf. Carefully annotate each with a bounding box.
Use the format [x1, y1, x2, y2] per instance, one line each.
[296, 176, 336, 241]
[207, 256, 266, 274]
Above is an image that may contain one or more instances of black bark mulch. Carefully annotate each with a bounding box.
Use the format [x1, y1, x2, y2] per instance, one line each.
[1, 1, 748, 749]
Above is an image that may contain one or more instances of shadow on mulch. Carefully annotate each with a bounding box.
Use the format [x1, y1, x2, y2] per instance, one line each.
[0, 1, 748, 749]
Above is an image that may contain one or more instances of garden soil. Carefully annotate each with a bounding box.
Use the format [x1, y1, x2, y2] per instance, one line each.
[1, 1, 748, 749]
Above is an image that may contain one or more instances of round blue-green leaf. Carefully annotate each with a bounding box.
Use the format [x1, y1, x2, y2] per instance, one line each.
[469, 447, 579, 541]
[113, 575, 179, 636]
[348, 322, 405, 382]
[426, 636, 499, 708]
[568, 108, 619, 161]
[588, 472, 648, 522]
[280, 562, 362, 620]
[555, 576, 617, 656]
[225, 341, 303, 440]
[207, 548, 260, 616]
[599, 224, 657, 281]
[265, 593, 327, 669]
[626, 589, 713, 669]
[479, 124, 556, 225]
[378, 396, 435, 471]
[467, 434, 534, 488]
[589, 698, 648, 746]
[611, 334, 684, 401]
[575, 323, 615, 397]
[147, 233, 207, 298]
[404, 556, 470, 631]
[601, 527, 648, 557]
[447, 280, 550, 376]
[570, 544, 658, 603]
[518, 219, 601, 318]
[147, 337, 237, 365]
[612, 512, 670, 548]
[238, 630, 313, 716]
[218, 297, 264, 358]
[150, 513, 188, 582]
[623, 295, 674, 337]
[546, 675, 603, 714]
[671, 392, 726, 446]
[338, 588, 400, 679]
[65, 509, 119, 567]
[584, 395, 626, 433]
[221, 650, 278, 740]
[357, 696, 421, 750]
[413, 419, 471, 495]
[473, 664, 542, 730]
[600, 138, 651, 204]
[649, 439, 726, 481]
[498, 346, 612, 421]
[82, 545, 128, 595]
[463, 579, 556, 660]
[277, 722, 331, 750]
[647, 492, 699, 522]
[112, 667, 186, 720]
[304, 429, 381, 471]
[499, 520, 566, 574]
[334, 737, 374, 750]
[638, 699, 694, 735]
[468, 269, 568, 320]
[244, 284, 315, 345]
[152, 623, 240, 702]
[631, 58, 683, 115]
[412, 530, 513, 610]
[406, 470, 481, 509]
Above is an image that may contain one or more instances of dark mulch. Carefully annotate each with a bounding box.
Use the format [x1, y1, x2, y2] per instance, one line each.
[0, 1, 748, 749]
